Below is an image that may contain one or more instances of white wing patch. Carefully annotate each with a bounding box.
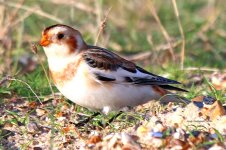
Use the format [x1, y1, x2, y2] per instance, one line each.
[89, 65, 154, 84]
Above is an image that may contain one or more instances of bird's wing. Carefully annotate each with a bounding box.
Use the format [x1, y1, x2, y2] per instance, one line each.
[83, 46, 136, 73]
[82, 46, 187, 92]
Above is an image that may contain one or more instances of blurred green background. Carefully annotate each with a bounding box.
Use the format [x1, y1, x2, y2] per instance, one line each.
[0, 0, 225, 97]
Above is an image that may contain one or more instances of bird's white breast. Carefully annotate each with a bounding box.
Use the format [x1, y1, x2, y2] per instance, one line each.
[56, 63, 161, 112]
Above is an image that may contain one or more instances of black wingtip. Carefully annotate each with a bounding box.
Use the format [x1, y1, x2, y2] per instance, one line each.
[156, 77, 182, 85]
[136, 66, 182, 85]
[159, 85, 188, 92]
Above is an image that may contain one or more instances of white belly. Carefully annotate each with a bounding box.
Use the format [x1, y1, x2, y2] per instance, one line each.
[57, 75, 161, 111]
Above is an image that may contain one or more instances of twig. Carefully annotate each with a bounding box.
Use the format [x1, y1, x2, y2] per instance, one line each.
[127, 40, 181, 61]
[0, 1, 63, 23]
[146, 34, 160, 63]
[0, 76, 8, 86]
[31, 43, 55, 100]
[215, 29, 226, 38]
[148, 0, 175, 61]
[197, 2, 220, 41]
[0, 0, 24, 40]
[171, 0, 185, 70]
[94, 7, 112, 45]
[182, 67, 226, 72]
[3, 76, 43, 105]
[127, 51, 153, 62]
[50, 0, 97, 15]
[7, 0, 25, 24]
[10, 11, 33, 27]
[0, 0, 5, 27]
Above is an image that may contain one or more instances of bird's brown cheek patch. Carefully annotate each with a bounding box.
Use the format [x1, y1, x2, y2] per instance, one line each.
[66, 37, 77, 54]
[50, 59, 82, 87]
[152, 85, 167, 96]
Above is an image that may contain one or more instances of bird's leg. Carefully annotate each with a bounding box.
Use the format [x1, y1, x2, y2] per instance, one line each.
[72, 111, 123, 128]
[101, 106, 132, 127]
[96, 111, 123, 128]
[107, 111, 123, 124]
[74, 111, 101, 127]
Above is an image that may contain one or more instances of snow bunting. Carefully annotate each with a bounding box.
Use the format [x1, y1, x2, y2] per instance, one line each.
[39, 24, 186, 113]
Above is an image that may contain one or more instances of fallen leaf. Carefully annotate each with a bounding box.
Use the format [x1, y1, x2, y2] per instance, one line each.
[201, 101, 226, 121]
[62, 126, 70, 133]
[88, 135, 102, 144]
[29, 101, 37, 109]
[210, 73, 226, 90]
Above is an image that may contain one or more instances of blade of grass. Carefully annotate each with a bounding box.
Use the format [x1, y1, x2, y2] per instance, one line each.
[0, 1, 63, 23]
[213, 128, 224, 142]
[6, 76, 43, 105]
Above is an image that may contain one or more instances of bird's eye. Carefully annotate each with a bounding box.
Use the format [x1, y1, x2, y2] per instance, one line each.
[57, 33, 64, 40]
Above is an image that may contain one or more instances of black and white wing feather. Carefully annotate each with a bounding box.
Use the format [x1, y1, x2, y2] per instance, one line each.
[82, 46, 187, 92]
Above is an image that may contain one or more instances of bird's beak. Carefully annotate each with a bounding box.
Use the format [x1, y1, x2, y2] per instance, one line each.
[39, 35, 51, 47]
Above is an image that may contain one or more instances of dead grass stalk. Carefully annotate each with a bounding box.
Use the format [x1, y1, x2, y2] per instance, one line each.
[95, 7, 112, 45]
[31, 43, 55, 100]
[148, 0, 175, 61]
[171, 0, 185, 70]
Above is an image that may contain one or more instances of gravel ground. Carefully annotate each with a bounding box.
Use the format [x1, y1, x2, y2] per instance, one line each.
[0, 93, 226, 149]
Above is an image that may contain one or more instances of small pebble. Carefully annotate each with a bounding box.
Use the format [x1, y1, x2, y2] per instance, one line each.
[150, 116, 159, 123]
[33, 140, 39, 145]
[193, 101, 204, 108]
[209, 133, 218, 139]
[33, 147, 42, 150]
[103, 133, 114, 141]
[203, 96, 216, 105]
[191, 130, 201, 137]
[209, 144, 225, 150]
[149, 132, 163, 138]
[178, 129, 186, 140]
[153, 123, 165, 132]
[27, 122, 39, 133]
[121, 133, 133, 145]
[108, 133, 121, 148]
[36, 109, 46, 116]
[137, 126, 148, 136]
[155, 120, 163, 125]
[173, 130, 185, 141]
[151, 138, 164, 148]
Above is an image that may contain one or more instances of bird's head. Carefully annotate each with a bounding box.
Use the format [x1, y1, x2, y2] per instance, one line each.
[39, 24, 87, 58]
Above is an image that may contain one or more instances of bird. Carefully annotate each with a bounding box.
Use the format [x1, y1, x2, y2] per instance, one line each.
[39, 24, 187, 114]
